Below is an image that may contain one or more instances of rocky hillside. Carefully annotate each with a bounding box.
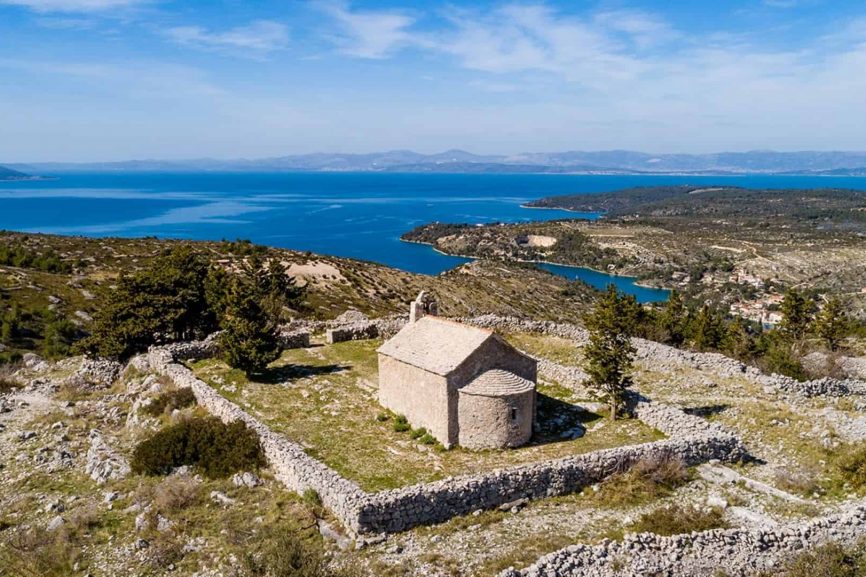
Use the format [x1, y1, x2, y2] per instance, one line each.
[0, 232, 597, 362]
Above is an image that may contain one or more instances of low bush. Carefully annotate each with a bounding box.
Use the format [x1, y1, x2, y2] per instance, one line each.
[0, 364, 21, 394]
[627, 504, 728, 536]
[242, 524, 362, 577]
[419, 433, 437, 445]
[835, 443, 866, 491]
[144, 387, 197, 417]
[590, 455, 689, 507]
[774, 467, 821, 497]
[760, 542, 866, 577]
[131, 416, 264, 479]
[392, 414, 410, 433]
[410, 427, 427, 440]
[0, 375, 21, 394]
[154, 476, 201, 512]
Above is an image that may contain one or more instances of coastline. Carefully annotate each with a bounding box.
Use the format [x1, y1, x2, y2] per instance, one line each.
[519, 203, 605, 217]
[399, 237, 669, 294]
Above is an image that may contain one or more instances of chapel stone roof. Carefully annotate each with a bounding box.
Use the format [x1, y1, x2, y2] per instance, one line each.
[377, 316, 496, 376]
[460, 369, 535, 397]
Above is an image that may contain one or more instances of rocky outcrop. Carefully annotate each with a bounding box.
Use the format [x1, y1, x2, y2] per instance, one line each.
[85, 429, 130, 485]
[499, 502, 866, 577]
[69, 357, 123, 389]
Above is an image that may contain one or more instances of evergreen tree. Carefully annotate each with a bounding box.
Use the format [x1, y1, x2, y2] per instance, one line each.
[220, 261, 281, 376]
[779, 288, 816, 341]
[583, 285, 637, 420]
[814, 297, 848, 351]
[42, 312, 78, 358]
[78, 246, 217, 359]
[691, 304, 724, 352]
[658, 290, 688, 346]
[761, 333, 807, 381]
[722, 317, 753, 360]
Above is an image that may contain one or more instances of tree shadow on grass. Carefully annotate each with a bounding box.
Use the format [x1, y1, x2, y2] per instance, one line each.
[259, 363, 350, 384]
[530, 392, 603, 447]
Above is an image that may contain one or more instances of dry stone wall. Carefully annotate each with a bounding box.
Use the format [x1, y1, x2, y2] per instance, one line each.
[461, 315, 866, 399]
[499, 501, 866, 577]
[138, 342, 747, 536]
[140, 348, 369, 534]
[357, 432, 745, 533]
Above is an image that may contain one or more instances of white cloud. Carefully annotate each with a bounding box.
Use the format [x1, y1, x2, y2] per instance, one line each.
[436, 4, 646, 87]
[0, 0, 143, 12]
[165, 20, 289, 55]
[320, 1, 416, 58]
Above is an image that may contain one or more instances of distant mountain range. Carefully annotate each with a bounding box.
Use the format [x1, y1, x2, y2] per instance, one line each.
[0, 165, 34, 180]
[8, 149, 866, 175]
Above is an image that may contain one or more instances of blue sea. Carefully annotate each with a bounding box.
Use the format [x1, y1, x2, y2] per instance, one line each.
[3, 172, 866, 302]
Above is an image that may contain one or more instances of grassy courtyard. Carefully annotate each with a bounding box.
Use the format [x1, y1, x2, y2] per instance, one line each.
[191, 339, 663, 492]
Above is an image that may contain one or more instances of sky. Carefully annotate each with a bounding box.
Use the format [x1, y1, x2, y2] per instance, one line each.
[2, 0, 866, 161]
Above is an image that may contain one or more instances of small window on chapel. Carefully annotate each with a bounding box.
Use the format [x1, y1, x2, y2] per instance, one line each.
[511, 407, 518, 420]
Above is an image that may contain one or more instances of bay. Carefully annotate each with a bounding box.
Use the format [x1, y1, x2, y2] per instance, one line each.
[3, 172, 866, 302]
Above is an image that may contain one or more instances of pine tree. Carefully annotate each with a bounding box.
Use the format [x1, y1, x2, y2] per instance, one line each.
[779, 288, 816, 341]
[219, 262, 281, 376]
[658, 290, 688, 346]
[78, 246, 218, 359]
[583, 285, 637, 420]
[691, 304, 724, 352]
[722, 316, 753, 360]
[814, 297, 848, 351]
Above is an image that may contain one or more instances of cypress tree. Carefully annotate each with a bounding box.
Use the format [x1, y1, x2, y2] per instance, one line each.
[691, 304, 724, 352]
[779, 288, 816, 341]
[219, 261, 281, 376]
[583, 285, 637, 421]
[814, 297, 848, 351]
[658, 290, 688, 346]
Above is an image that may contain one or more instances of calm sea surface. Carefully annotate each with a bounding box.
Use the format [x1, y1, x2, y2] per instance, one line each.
[3, 172, 866, 302]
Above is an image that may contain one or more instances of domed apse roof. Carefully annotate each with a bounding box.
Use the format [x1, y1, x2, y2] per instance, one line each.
[460, 369, 535, 397]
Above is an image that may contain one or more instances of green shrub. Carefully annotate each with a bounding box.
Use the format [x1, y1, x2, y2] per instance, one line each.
[760, 542, 866, 577]
[419, 433, 437, 445]
[375, 412, 390, 422]
[392, 414, 410, 433]
[0, 375, 21, 394]
[627, 504, 728, 536]
[590, 455, 689, 507]
[410, 427, 427, 440]
[130, 416, 264, 479]
[242, 524, 362, 577]
[144, 387, 197, 417]
[302, 489, 322, 511]
[836, 444, 866, 490]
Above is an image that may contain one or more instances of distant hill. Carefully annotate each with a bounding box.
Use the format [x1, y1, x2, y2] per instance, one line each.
[0, 165, 33, 180]
[11, 149, 866, 175]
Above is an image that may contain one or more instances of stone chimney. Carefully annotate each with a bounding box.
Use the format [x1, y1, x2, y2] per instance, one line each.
[409, 291, 438, 323]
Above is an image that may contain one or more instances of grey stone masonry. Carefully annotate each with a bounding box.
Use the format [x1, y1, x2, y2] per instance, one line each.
[136, 342, 747, 536]
[141, 347, 369, 534]
[499, 501, 866, 577]
[460, 315, 866, 399]
[326, 322, 380, 344]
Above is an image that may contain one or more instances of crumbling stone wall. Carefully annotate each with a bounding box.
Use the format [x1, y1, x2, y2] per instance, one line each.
[461, 315, 866, 399]
[140, 348, 369, 534]
[326, 322, 380, 344]
[499, 501, 866, 577]
[356, 432, 745, 533]
[138, 344, 747, 536]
